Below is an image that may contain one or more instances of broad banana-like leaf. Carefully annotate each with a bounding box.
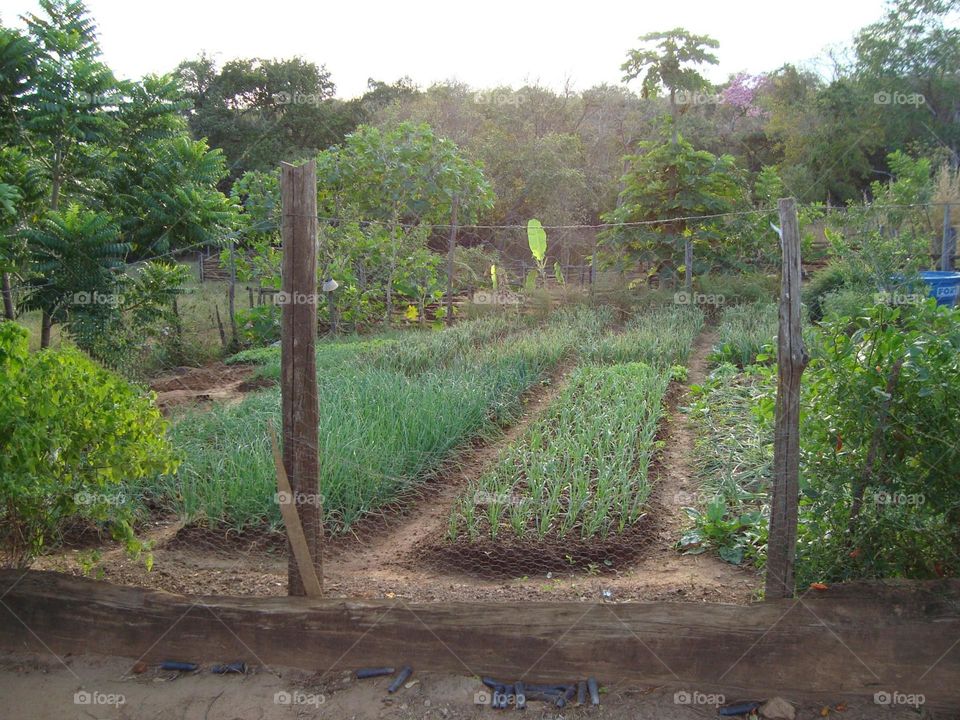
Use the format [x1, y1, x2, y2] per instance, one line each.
[553, 261, 565, 285]
[527, 219, 547, 263]
[490, 264, 498, 291]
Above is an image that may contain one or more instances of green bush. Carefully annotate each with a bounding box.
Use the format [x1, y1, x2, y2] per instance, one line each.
[795, 300, 960, 583]
[236, 304, 281, 346]
[696, 272, 777, 305]
[804, 263, 849, 321]
[0, 321, 178, 567]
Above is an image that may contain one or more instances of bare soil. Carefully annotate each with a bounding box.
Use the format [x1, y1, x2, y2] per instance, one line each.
[39, 329, 759, 604]
[150, 362, 273, 412]
[0, 652, 935, 720]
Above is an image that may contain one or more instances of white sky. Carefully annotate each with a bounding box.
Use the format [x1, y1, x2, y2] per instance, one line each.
[1, 0, 889, 98]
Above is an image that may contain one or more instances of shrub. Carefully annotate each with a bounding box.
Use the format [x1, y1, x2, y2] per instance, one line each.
[0, 321, 178, 567]
[236, 304, 281, 346]
[696, 272, 777, 305]
[795, 300, 960, 583]
[804, 263, 849, 321]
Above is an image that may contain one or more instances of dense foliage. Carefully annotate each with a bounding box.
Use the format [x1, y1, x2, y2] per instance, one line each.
[0, 321, 178, 567]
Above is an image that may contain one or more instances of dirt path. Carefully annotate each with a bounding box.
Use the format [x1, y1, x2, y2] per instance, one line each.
[0, 652, 928, 720]
[150, 362, 271, 412]
[593, 328, 759, 603]
[324, 365, 577, 595]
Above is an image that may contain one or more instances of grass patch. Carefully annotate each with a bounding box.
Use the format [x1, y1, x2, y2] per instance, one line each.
[709, 302, 778, 367]
[586, 305, 704, 366]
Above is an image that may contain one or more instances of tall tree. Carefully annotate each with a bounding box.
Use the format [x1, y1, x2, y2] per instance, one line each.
[175, 55, 362, 181]
[854, 0, 960, 167]
[621, 28, 720, 146]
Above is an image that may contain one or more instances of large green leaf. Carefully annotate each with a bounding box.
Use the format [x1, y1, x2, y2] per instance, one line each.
[527, 218, 547, 263]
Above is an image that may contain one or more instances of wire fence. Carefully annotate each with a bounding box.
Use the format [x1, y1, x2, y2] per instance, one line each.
[16, 199, 960, 605]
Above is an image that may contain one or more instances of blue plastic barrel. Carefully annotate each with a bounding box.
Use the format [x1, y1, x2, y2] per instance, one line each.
[919, 271, 960, 307]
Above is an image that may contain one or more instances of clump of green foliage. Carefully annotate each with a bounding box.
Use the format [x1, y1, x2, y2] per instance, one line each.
[688, 300, 960, 584]
[0, 321, 178, 568]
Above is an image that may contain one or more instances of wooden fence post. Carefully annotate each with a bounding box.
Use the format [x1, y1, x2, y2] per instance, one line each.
[766, 197, 808, 600]
[280, 160, 322, 597]
[445, 195, 459, 327]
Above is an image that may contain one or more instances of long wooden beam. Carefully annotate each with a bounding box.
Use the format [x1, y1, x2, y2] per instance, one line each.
[0, 571, 957, 705]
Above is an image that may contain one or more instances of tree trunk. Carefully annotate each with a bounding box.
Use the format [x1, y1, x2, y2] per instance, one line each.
[669, 89, 679, 146]
[40, 311, 52, 349]
[227, 240, 237, 348]
[2, 273, 14, 320]
[684, 236, 693, 292]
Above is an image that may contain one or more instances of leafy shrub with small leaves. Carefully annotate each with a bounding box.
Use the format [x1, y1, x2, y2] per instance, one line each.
[0, 321, 178, 568]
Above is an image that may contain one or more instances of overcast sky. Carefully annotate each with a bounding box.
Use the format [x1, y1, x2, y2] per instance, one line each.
[2, 0, 890, 98]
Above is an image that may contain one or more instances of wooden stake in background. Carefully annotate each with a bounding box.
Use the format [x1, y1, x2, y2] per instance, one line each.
[445, 194, 459, 326]
[765, 197, 808, 600]
[280, 159, 323, 596]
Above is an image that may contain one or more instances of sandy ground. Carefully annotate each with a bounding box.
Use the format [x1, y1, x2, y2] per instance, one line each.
[0, 652, 939, 720]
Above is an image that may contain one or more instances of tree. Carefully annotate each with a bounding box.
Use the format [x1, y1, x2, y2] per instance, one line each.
[601, 134, 742, 283]
[174, 55, 362, 181]
[855, 0, 960, 166]
[621, 28, 720, 146]
[20, 204, 128, 347]
[316, 122, 494, 323]
[621, 29, 722, 289]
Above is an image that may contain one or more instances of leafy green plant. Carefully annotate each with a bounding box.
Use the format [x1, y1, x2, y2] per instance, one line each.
[527, 218, 548, 286]
[235, 304, 281, 347]
[796, 301, 960, 583]
[0, 321, 177, 567]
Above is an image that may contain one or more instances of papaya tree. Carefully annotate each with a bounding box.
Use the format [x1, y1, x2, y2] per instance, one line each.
[601, 134, 742, 286]
[316, 122, 494, 324]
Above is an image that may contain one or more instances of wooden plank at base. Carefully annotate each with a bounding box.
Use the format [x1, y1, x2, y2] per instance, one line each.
[0, 571, 957, 707]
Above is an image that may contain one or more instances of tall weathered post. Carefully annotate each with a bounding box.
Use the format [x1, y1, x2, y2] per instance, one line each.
[766, 197, 808, 599]
[280, 160, 323, 596]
